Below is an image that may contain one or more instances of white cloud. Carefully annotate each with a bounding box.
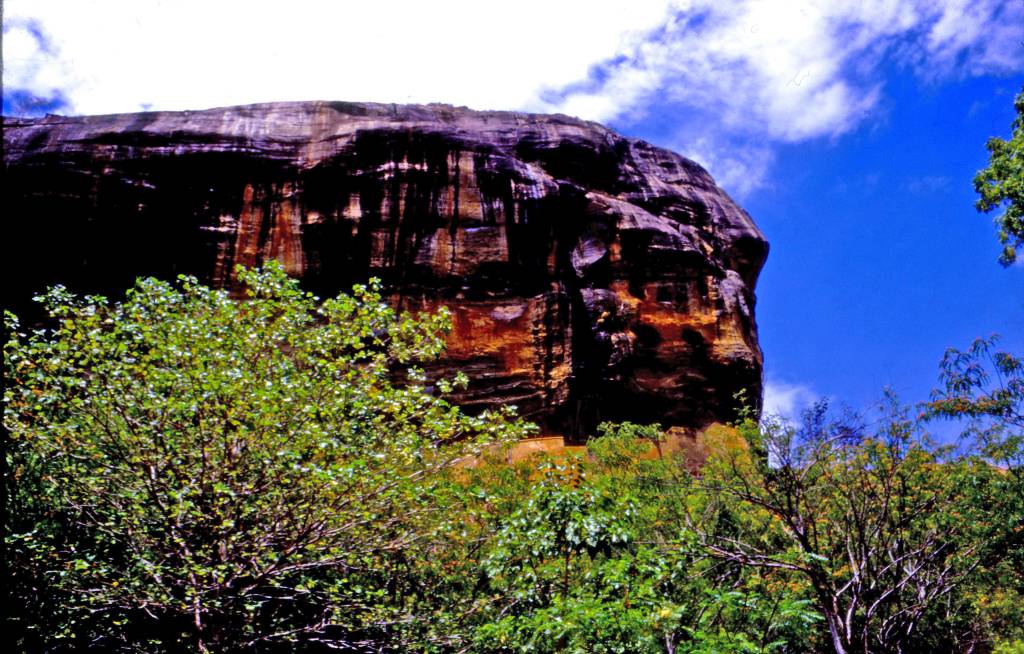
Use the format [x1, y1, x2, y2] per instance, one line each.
[535, 0, 1022, 195]
[4, 0, 1022, 196]
[2, 0, 672, 116]
[2, 17, 77, 109]
[763, 378, 819, 425]
[541, 1, 1022, 131]
[679, 137, 776, 197]
[921, 0, 1024, 77]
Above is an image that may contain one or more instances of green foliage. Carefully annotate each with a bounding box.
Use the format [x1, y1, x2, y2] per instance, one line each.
[4, 264, 529, 652]
[975, 85, 1024, 265]
[694, 397, 1020, 654]
[923, 336, 1024, 649]
[448, 424, 820, 654]
[925, 335, 1024, 464]
[5, 263, 1023, 653]
[995, 640, 1024, 654]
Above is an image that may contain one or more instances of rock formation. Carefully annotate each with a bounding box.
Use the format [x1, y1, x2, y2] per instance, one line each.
[3, 101, 768, 440]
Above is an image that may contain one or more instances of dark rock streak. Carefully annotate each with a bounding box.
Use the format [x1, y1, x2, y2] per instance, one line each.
[4, 101, 768, 440]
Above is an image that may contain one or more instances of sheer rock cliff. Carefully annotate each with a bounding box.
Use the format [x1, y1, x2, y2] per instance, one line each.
[3, 101, 768, 440]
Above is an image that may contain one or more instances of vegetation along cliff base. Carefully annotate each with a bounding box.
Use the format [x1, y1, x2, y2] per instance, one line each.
[5, 264, 1023, 653]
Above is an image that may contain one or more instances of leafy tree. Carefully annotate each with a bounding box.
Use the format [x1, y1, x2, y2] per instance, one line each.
[975, 85, 1024, 266]
[445, 424, 819, 654]
[924, 335, 1023, 463]
[923, 336, 1024, 651]
[691, 400, 1014, 654]
[4, 264, 529, 653]
[8, 266, 1022, 654]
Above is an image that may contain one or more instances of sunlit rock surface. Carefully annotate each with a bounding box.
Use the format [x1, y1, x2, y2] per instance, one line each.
[3, 101, 768, 440]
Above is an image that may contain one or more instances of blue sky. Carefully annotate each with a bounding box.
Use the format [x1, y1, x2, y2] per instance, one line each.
[733, 76, 1024, 419]
[4, 0, 1023, 422]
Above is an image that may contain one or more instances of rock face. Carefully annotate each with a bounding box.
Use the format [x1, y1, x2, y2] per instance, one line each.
[3, 101, 768, 440]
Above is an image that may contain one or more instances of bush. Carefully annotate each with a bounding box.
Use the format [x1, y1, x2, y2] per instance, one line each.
[4, 264, 529, 652]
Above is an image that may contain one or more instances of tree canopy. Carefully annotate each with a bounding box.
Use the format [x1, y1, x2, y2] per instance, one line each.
[975, 85, 1024, 266]
[5, 267, 1024, 653]
[4, 264, 529, 652]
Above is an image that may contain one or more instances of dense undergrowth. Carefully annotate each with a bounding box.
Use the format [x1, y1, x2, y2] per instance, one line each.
[5, 264, 1023, 653]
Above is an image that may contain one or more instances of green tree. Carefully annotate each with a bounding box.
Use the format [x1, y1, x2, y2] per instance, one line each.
[924, 335, 1023, 462]
[445, 424, 819, 654]
[975, 85, 1024, 266]
[691, 400, 1014, 654]
[923, 336, 1024, 651]
[4, 264, 529, 653]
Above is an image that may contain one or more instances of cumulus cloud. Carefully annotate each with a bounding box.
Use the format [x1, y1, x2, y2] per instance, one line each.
[1, 0, 671, 116]
[535, 0, 1023, 195]
[2, 17, 75, 115]
[918, 0, 1024, 77]
[544, 1, 1023, 133]
[4, 0, 1022, 194]
[763, 378, 820, 425]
